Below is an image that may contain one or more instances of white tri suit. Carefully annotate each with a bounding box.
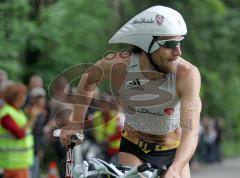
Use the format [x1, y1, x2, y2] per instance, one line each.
[117, 53, 181, 168]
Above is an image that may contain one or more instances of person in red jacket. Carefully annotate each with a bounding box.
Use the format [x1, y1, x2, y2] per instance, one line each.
[0, 83, 41, 178]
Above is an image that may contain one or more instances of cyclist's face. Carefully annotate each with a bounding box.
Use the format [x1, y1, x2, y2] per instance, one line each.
[151, 36, 182, 73]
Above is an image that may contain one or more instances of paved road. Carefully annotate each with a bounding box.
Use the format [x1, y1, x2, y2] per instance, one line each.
[41, 157, 240, 178]
[191, 157, 240, 178]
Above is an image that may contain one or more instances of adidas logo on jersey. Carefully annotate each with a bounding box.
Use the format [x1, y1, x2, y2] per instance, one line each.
[126, 78, 149, 91]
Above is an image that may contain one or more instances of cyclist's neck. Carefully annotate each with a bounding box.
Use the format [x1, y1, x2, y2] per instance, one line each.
[139, 52, 167, 80]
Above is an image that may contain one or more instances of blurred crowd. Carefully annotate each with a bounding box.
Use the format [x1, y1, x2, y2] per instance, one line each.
[0, 69, 125, 178]
[191, 116, 225, 168]
[0, 69, 224, 178]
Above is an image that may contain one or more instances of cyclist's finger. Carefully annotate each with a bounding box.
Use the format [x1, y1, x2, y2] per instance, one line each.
[70, 132, 84, 143]
[60, 134, 71, 147]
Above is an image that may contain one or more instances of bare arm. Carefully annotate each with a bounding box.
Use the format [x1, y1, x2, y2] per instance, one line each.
[70, 56, 117, 121]
[60, 57, 115, 145]
[166, 66, 202, 177]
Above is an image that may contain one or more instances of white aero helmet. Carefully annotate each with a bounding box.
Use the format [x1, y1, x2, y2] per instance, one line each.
[109, 5, 187, 53]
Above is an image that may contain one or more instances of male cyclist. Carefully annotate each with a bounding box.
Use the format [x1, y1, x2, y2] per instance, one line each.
[60, 6, 201, 178]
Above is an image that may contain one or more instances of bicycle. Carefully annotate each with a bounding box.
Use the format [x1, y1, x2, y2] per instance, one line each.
[53, 129, 167, 178]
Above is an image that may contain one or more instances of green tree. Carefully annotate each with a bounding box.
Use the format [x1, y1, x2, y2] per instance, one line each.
[0, 0, 35, 80]
[26, 0, 116, 84]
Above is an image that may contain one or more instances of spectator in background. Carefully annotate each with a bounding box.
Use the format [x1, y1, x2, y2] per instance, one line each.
[84, 87, 101, 141]
[0, 83, 41, 178]
[91, 93, 125, 164]
[214, 118, 225, 162]
[45, 77, 72, 176]
[0, 80, 15, 108]
[201, 116, 217, 163]
[0, 70, 9, 108]
[25, 87, 48, 178]
[0, 69, 9, 178]
[0, 70, 8, 83]
[28, 75, 43, 91]
[24, 75, 44, 108]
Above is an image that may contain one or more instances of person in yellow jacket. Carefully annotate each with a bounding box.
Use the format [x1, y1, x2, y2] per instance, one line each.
[92, 94, 125, 163]
[0, 83, 41, 178]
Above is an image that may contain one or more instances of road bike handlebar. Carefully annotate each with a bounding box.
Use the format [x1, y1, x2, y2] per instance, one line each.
[53, 129, 167, 178]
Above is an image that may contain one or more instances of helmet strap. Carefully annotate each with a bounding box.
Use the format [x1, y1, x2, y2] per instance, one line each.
[146, 37, 167, 74]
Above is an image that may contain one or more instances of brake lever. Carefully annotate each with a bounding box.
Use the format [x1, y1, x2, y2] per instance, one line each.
[53, 129, 84, 148]
[70, 133, 84, 148]
[53, 129, 84, 178]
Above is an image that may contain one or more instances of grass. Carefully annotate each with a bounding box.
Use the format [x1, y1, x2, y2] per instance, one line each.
[223, 140, 240, 157]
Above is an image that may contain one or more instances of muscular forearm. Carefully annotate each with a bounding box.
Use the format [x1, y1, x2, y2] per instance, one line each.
[71, 103, 91, 124]
[71, 73, 96, 125]
[171, 129, 199, 170]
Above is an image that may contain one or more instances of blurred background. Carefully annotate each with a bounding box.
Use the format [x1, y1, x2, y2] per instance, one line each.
[0, 0, 240, 177]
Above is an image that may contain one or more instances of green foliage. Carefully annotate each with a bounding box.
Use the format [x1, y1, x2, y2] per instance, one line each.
[223, 140, 240, 157]
[0, 0, 240, 153]
[26, 0, 114, 84]
[0, 0, 35, 80]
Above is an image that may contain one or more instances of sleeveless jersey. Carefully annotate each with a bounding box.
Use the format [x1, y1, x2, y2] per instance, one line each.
[118, 53, 180, 135]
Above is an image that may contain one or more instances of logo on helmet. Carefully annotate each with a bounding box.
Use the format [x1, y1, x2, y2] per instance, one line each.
[155, 15, 164, 25]
[132, 18, 154, 25]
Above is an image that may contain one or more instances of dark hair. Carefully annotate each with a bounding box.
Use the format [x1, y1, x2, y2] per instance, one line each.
[131, 45, 143, 54]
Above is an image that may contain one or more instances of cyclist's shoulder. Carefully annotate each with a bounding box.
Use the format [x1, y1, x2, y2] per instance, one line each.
[176, 57, 201, 96]
[177, 57, 200, 79]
